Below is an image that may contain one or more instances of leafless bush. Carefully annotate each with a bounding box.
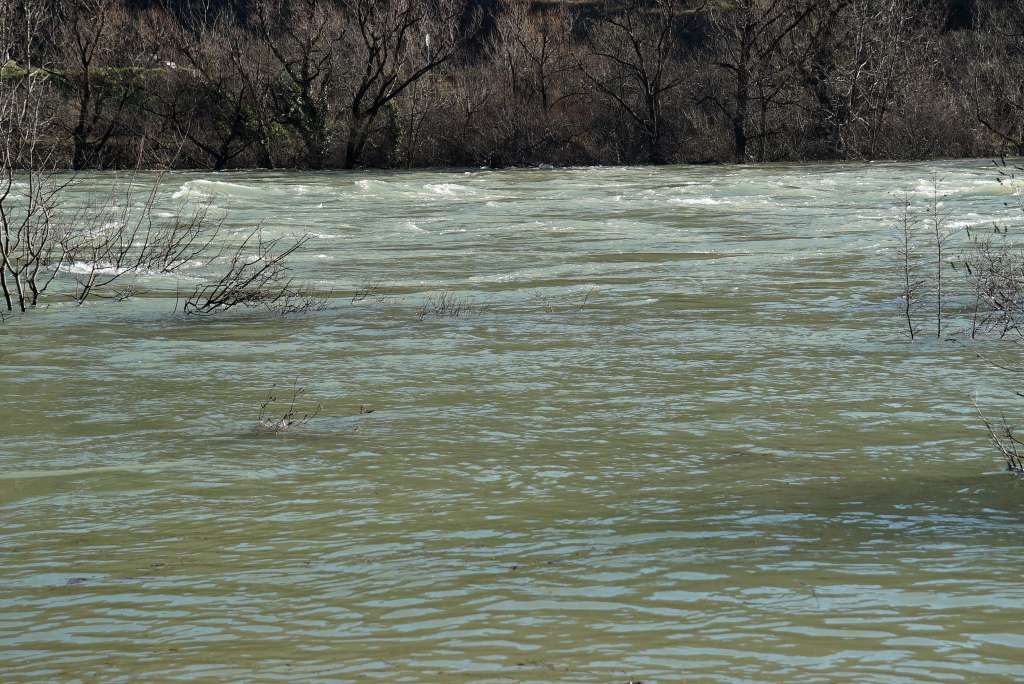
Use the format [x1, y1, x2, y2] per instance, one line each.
[256, 381, 321, 433]
[414, 289, 483, 320]
[181, 229, 310, 316]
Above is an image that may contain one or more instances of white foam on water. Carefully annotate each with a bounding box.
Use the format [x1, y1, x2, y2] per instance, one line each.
[669, 197, 728, 206]
[910, 177, 1021, 198]
[424, 183, 475, 197]
[468, 272, 518, 283]
[172, 179, 260, 200]
[61, 261, 135, 276]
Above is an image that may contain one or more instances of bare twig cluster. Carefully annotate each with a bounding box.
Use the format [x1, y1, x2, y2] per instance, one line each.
[180, 230, 310, 316]
[277, 286, 331, 317]
[256, 381, 322, 433]
[977, 400, 1024, 474]
[414, 289, 484, 321]
[952, 163, 1024, 342]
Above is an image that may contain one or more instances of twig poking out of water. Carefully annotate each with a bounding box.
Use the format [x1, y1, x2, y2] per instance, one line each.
[976, 397, 1024, 474]
[926, 177, 956, 339]
[350, 280, 395, 305]
[257, 381, 321, 433]
[894, 195, 923, 340]
[529, 286, 599, 313]
[415, 289, 484, 321]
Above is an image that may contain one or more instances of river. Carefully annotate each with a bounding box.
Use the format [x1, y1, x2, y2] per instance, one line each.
[2, 160, 1024, 682]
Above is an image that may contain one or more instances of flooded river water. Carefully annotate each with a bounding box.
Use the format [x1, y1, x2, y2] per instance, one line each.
[2, 160, 1024, 682]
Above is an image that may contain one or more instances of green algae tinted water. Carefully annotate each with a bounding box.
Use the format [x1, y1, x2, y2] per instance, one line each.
[2, 161, 1024, 683]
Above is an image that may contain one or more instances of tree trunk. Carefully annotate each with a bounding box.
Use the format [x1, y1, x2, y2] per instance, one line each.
[734, 40, 750, 163]
[344, 115, 370, 170]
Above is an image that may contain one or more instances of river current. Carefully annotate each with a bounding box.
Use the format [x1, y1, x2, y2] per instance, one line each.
[2, 160, 1024, 682]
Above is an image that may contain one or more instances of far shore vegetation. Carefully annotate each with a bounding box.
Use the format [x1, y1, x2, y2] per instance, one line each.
[1, 0, 1022, 172]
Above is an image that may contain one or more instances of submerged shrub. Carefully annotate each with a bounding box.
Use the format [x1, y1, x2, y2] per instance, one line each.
[414, 289, 484, 321]
[256, 381, 321, 433]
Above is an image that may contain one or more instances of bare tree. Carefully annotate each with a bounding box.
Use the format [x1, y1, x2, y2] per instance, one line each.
[493, 1, 576, 117]
[705, 0, 818, 163]
[46, 0, 146, 169]
[926, 178, 954, 339]
[952, 164, 1024, 341]
[584, 0, 702, 164]
[249, 0, 346, 169]
[792, 0, 918, 159]
[972, 0, 1024, 156]
[476, 0, 580, 164]
[338, 0, 474, 168]
[143, 3, 262, 171]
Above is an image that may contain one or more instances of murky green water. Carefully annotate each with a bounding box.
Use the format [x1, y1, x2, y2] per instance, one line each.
[3, 161, 1024, 682]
